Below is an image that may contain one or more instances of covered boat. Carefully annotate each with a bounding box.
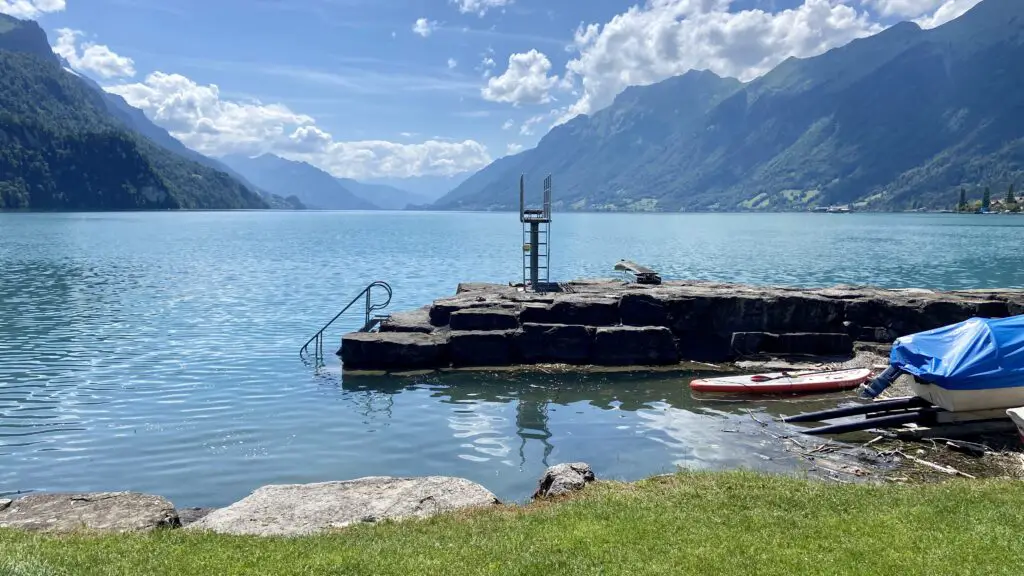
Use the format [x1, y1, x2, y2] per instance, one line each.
[881, 315, 1024, 412]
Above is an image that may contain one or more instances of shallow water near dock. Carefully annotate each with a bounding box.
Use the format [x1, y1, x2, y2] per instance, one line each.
[2, 211, 1023, 506]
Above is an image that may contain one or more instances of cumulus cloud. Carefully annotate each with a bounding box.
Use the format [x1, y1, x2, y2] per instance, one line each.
[869, 0, 944, 18]
[412, 17, 437, 37]
[913, 0, 982, 29]
[450, 0, 512, 17]
[559, 0, 884, 121]
[506, 142, 524, 155]
[447, 57, 458, 69]
[52, 28, 136, 79]
[482, 49, 565, 105]
[0, 0, 64, 18]
[106, 72, 491, 178]
[501, 119, 514, 130]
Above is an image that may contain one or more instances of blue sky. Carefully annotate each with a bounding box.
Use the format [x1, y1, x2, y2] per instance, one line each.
[3, 0, 982, 179]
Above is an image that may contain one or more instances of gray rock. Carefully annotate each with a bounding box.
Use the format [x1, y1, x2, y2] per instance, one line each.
[533, 463, 596, 499]
[176, 507, 216, 526]
[187, 476, 499, 537]
[449, 308, 519, 331]
[340, 331, 449, 371]
[378, 307, 434, 334]
[515, 323, 593, 364]
[619, 293, 669, 327]
[731, 332, 853, 357]
[449, 330, 514, 366]
[0, 492, 179, 533]
[521, 297, 620, 326]
[0, 499, 11, 512]
[592, 326, 679, 365]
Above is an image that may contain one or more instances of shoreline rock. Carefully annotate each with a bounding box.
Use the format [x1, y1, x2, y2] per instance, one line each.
[0, 492, 179, 533]
[187, 476, 500, 537]
[533, 463, 597, 499]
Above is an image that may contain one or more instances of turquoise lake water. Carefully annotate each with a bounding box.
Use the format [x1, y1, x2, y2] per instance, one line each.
[2, 211, 1023, 506]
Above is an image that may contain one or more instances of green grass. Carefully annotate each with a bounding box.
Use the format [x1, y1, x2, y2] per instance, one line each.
[2, 471, 1024, 575]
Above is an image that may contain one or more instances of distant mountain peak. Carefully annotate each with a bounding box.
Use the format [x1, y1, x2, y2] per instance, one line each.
[0, 13, 58, 63]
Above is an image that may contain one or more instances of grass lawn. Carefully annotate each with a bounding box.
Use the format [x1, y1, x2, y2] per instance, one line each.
[2, 471, 1024, 575]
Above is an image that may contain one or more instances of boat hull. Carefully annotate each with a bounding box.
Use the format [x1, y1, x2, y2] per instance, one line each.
[912, 381, 1024, 412]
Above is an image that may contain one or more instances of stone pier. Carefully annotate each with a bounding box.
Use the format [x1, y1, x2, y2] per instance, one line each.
[339, 279, 1024, 372]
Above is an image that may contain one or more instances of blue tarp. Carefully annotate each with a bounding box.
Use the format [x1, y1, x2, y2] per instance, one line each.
[890, 315, 1024, 391]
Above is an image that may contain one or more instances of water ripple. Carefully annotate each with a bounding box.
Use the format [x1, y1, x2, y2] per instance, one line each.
[2, 211, 1022, 505]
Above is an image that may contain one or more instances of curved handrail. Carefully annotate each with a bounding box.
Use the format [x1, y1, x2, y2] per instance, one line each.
[300, 280, 393, 359]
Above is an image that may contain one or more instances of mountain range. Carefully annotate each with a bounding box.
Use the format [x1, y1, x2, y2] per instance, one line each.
[434, 0, 1024, 212]
[0, 15, 426, 212]
[0, 14, 270, 210]
[218, 154, 432, 210]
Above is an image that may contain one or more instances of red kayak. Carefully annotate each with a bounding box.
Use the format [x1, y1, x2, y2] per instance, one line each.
[689, 368, 873, 394]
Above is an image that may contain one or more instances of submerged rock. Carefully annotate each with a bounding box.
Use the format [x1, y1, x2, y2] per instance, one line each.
[188, 476, 499, 537]
[0, 492, 179, 533]
[533, 463, 596, 499]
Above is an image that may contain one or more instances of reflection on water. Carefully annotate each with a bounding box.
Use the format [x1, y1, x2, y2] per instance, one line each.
[3, 211, 1022, 507]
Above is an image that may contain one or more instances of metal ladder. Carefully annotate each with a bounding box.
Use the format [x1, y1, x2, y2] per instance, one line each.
[300, 280, 393, 364]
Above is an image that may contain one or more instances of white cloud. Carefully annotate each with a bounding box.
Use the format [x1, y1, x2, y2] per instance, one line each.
[519, 114, 546, 136]
[506, 142, 524, 155]
[482, 49, 564, 106]
[869, 0, 944, 18]
[501, 119, 514, 130]
[52, 28, 136, 79]
[447, 57, 458, 69]
[560, 0, 883, 122]
[913, 0, 981, 29]
[450, 0, 512, 17]
[106, 72, 491, 179]
[0, 0, 64, 18]
[412, 17, 438, 37]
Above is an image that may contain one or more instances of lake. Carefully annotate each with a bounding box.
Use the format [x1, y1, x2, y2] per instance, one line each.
[2, 211, 1022, 506]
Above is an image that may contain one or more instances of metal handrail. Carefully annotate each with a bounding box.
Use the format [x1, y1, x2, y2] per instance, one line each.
[300, 280, 393, 361]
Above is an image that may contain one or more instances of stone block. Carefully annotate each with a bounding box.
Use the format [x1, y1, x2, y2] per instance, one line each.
[730, 332, 852, 357]
[521, 297, 619, 326]
[340, 332, 449, 371]
[514, 323, 593, 364]
[592, 326, 679, 365]
[449, 330, 514, 367]
[449, 308, 519, 331]
[619, 293, 669, 327]
[378, 307, 433, 334]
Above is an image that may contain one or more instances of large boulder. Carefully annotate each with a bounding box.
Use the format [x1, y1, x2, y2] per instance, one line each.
[592, 326, 679, 365]
[0, 492, 179, 533]
[532, 463, 596, 499]
[449, 308, 519, 331]
[378, 307, 434, 334]
[340, 332, 448, 371]
[187, 477, 499, 537]
[514, 324, 593, 364]
[449, 330, 515, 366]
